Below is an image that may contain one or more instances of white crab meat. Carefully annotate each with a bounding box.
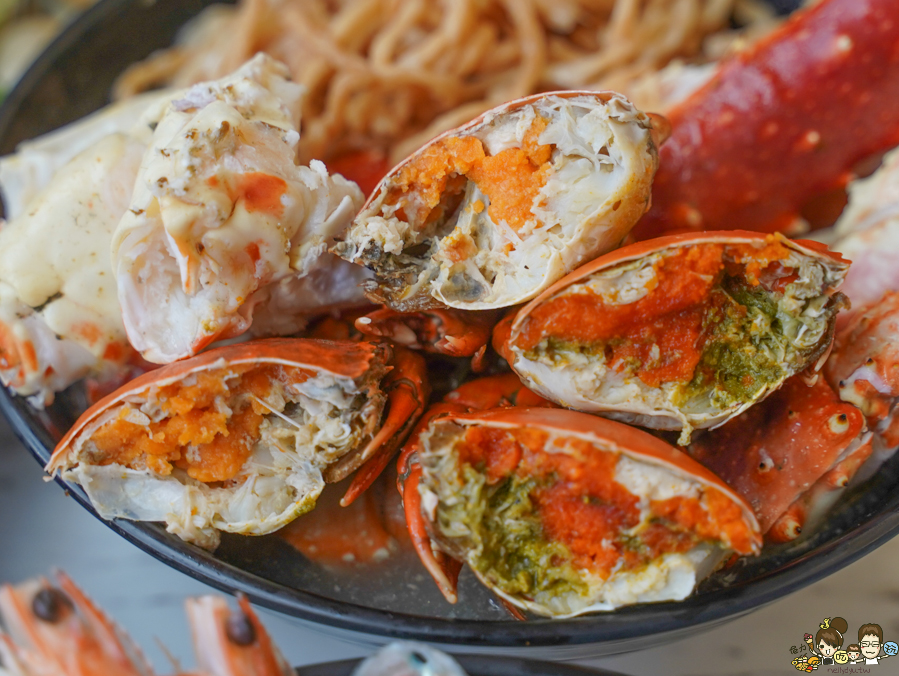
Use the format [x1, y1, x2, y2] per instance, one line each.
[832, 146, 899, 326]
[0, 89, 172, 221]
[333, 92, 657, 311]
[112, 53, 366, 364]
[0, 134, 146, 406]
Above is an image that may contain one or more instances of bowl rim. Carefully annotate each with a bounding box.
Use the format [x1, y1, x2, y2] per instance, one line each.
[1, 0, 898, 650]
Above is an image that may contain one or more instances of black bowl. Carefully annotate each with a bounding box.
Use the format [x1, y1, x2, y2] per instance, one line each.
[296, 655, 624, 676]
[3, 0, 898, 659]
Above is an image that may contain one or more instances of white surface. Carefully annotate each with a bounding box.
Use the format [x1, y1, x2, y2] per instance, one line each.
[1, 412, 898, 675]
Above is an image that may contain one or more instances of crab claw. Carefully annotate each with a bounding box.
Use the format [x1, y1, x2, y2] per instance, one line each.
[340, 346, 430, 506]
[354, 307, 502, 359]
[634, 0, 899, 239]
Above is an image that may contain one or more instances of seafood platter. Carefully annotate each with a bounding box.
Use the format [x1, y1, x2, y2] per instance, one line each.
[2, 0, 899, 656]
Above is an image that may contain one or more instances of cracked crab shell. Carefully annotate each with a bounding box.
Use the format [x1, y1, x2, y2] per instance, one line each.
[499, 232, 850, 434]
[47, 338, 392, 549]
[332, 91, 659, 311]
[417, 408, 760, 617]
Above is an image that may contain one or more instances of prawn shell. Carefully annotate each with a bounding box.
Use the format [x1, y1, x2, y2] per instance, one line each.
[503, 231, 850, 431]
[47, 337, 391, 474]
[339, 90, 659, 311]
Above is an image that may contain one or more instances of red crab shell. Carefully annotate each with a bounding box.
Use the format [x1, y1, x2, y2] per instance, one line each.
[688, 374, 868, 537]
[633, 0, 899, 240]
[48, 337, 391, 478]
[497, 231, 850, 432]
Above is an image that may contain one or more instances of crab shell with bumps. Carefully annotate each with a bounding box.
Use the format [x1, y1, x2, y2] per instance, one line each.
[495, 231, 850, 435]
[332, 90, 661, 312]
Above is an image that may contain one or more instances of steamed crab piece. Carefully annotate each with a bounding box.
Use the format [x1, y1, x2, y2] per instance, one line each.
[633, 0, 899, 240]
[0, 133, 146, 406]
[414, 408, 760, 617]
[0, 571, 153, 676]
[495, 232, 850, 442]
[112, 53, 366, 364]
[688, 375, 869, 540]
[332, 91, 659, 312]
[47, 338, 428, 549]
[185, 595, 292, 676]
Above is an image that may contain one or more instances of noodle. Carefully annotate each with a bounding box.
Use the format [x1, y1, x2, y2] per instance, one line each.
[114, 0, 775, 165]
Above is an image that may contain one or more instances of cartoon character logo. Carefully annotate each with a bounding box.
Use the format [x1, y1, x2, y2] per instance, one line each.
[857, 623, 898, 665]
[793, 619, 898, 668]
[815, 617, 848, 666]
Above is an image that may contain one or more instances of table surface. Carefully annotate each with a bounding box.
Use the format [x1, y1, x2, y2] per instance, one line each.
[2, 412, 898, 676]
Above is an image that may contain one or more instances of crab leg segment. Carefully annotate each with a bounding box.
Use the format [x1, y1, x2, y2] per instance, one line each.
[634, 0, 899, 240]
[339, 347, 430, 506]
[403, 464, 463, 604]
[354, 308, 501, 358]
[826, 292, 899, 448]
[767, 434, 874, 543]
[688, 375, 866, 537]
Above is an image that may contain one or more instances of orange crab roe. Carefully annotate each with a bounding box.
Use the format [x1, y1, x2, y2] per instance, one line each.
[393, 116, 552, 233]
[458, 425, 753, 579]
[515, 240, 793, 388]
[87, 364, 309, 482]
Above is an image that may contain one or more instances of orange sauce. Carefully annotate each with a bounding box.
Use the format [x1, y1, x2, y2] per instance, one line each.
[237, 172, 288, 216]
[392, 116, 552, 234]
[88, 364, 309, 483]
[516, 241, 793, 388]
[457, 426, 751, 578]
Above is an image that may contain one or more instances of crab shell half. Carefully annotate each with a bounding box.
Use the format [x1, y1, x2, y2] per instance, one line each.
[497, 231, 850, 434]
[332, 91, 659, 312]
[47, 338, 392, 548]
[417, 407, 761, 617]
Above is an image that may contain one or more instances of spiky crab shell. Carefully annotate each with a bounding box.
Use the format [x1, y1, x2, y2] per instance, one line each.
[502, 231, 850, 432]
[333, 90, 659, 312]
[418, 407, 761, 617]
